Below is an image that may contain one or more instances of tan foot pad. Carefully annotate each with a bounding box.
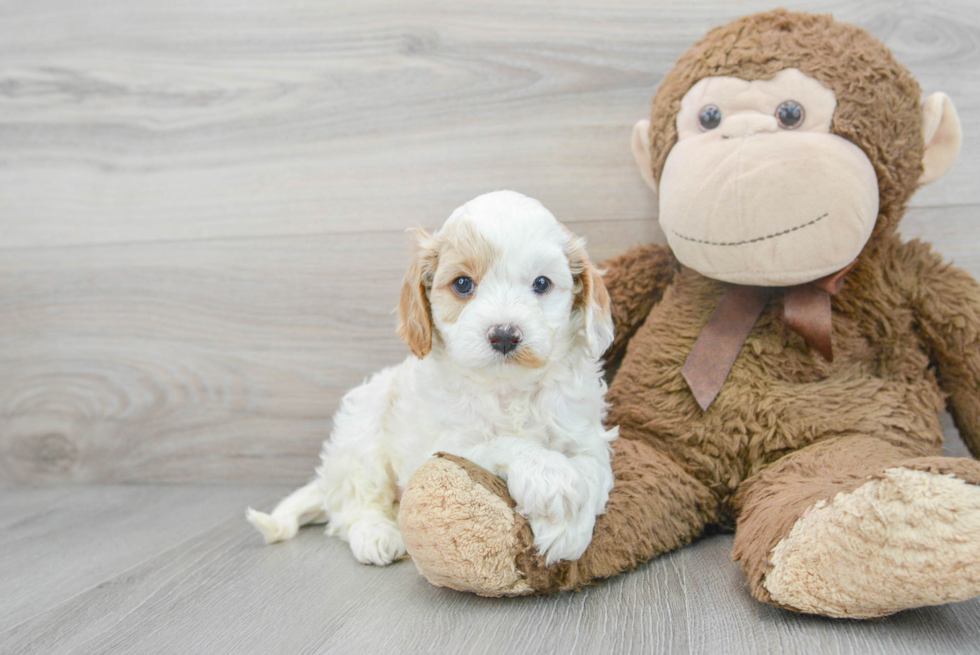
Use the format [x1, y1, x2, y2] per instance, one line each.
[398, 456, 533, 597]
[765, 467, 980, 618]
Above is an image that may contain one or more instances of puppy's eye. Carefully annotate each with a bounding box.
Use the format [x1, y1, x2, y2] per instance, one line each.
[532, 276, 552, 295]
[698, 104, 722, 131]
[452, 276, 475, 296]
[775, 100, 804, 129]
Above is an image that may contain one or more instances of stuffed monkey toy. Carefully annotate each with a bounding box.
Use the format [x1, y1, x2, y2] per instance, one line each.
[396, 10, 980, 618]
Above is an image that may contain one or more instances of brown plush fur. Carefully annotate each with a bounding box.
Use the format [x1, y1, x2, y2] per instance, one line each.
[600, 243, 681, 380]
[397, 10, 980, 617]
[731, 435, 931, 606]
[516, 438, 718, 593]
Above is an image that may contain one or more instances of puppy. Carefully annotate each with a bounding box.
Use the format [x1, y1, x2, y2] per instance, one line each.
[247, 190, 617, 565]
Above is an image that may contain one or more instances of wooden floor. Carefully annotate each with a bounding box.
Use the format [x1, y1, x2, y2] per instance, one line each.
[2, 471, 979, 655]
[2, 0, 980, 653]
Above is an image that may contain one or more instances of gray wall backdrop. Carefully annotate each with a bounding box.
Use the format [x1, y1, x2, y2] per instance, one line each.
[1, 0, 977, 484]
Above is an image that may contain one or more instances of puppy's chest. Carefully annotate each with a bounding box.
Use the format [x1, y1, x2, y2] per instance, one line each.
[438, 390, 548, 442]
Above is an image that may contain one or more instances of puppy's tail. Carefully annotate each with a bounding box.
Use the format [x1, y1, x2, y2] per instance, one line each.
[246, 480, 328, 544]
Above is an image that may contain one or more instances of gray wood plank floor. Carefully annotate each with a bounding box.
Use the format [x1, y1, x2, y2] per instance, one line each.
[1, 481, 978, 655]
[1, 0, 979, 484]
[0, 484, 283, 632]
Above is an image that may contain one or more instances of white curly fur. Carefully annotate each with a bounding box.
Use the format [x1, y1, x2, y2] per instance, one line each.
[247, 191, 616, 565]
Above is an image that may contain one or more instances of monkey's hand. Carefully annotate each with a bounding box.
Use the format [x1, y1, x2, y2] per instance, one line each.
[907, 240, 980, 459]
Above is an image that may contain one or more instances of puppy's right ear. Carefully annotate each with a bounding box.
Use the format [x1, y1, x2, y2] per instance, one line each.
[397, 227, 439, 359]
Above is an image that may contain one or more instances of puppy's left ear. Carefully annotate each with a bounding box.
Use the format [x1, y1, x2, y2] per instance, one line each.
[566, 232, 614, 358]
[397, 228, 439, 359]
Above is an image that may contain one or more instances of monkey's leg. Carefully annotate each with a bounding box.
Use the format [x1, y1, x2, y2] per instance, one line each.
[398, 438, 717, 596]
[733, 434, 980, 618]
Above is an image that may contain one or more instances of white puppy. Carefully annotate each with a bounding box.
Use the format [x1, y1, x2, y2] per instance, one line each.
[247, 190, 617, 566]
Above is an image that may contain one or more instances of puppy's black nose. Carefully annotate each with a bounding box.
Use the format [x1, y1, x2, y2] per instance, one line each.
[487, 324, 522, 355]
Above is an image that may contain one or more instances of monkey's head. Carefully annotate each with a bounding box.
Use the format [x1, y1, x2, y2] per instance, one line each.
[632, 10, 962, 286]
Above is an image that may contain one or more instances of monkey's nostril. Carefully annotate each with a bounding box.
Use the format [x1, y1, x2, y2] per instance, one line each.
[487, 324, 522, 355]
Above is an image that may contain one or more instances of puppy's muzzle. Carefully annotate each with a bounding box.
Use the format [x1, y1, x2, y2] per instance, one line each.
[487, 324, 522, 355]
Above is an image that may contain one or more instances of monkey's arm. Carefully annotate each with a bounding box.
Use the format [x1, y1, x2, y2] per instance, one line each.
[906, 240, 980, 459]
[600, 243, 679, 375]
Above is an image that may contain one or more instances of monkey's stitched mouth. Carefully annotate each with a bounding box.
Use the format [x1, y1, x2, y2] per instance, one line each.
[670, 212, 828, 247]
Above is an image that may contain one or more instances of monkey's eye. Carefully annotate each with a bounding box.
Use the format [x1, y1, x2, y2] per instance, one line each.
[776, 100, 804, 129]
[698, 105, 722, 131]
[532, 276, 552, 295]
[452, 276, 475, 296]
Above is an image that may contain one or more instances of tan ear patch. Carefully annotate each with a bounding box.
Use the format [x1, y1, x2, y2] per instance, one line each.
[563, 227, 614, 355]
[578, 256, 611, 318]
[397, 228, 440, 358]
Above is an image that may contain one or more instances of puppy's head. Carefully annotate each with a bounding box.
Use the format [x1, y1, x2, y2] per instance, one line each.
[397, 191, 613, 373]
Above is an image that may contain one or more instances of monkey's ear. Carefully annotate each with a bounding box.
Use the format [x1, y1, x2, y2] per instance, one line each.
[631, 120, 658, 192]
[919, 92, 962, 186]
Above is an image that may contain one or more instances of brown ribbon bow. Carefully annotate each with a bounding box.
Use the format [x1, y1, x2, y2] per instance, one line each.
[681, 262, 856, 411]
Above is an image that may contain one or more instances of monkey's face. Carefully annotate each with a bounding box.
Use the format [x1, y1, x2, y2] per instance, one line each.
[632, 12, 962, 287]
[657, 69, 879, 286]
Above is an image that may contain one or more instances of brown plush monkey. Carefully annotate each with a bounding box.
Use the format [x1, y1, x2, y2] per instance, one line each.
[397, 10, 980, 618]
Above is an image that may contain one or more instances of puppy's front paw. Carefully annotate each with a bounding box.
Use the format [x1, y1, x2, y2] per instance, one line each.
[527, 511, 597, 565]
[347, 517, 407, 566]
[507, 452, 594, 564]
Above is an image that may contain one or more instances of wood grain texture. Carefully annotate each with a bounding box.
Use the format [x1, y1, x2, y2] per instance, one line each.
[0, 484, 290, 631]
[0, 206, 974, 484]
[1, 485, 977, 655]
[1, 0, 977, 249]
[0, 218, 659, 483]
[1, 0, 978, 483]
[0, 486, 691, 655]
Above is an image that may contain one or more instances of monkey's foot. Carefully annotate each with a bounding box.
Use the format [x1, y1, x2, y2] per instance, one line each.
[398, 454, 535, 597]
[764, 463, 980, 618]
